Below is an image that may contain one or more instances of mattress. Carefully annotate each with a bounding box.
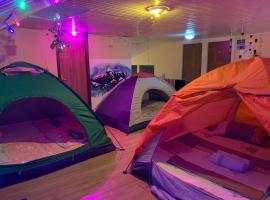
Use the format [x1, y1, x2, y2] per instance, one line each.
[141, 101, 165, 119]
[152, 161, 250, 200]
[0, 117, 87, 165]
[155, 131, 270, 200]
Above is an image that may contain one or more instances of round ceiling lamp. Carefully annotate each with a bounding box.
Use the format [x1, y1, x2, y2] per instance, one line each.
[184, 30, 195, 40]
[145, 5, 171, 17]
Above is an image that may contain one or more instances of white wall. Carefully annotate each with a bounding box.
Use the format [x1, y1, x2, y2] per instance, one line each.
[88, 35, 131, 59]
[131, 38, 182, 79]
[132, 32, 270, 80]
[0, 29, 133, 77]
[2, 28, 270, 81]
[0, 28, 58, 75]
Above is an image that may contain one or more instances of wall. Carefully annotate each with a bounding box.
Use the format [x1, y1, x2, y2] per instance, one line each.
[181, 36, 233, 77]
[2, 28, 270, 81]
[132, 32, 270, 80]
[88, 35, 132, 109]
[131, 38, 182, 79]
[0, 30, 133, 76]
[88, 35, 131, 60]
[182, 32, 270, 77]
[232, 33, 270, 61]
[0, 28, 58, 75]
[258, 33, 270, 58]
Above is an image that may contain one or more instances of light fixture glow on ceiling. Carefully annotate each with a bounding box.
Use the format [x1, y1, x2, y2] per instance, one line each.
[146, 5, 171, 17]
[185, 30, 195, 40]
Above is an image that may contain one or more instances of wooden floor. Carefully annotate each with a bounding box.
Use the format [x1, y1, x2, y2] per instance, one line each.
[0, 126, 157, 200]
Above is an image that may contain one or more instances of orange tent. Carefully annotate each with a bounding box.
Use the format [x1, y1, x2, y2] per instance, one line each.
[134, 56, 270, 157]
[131, 57, 270, 199]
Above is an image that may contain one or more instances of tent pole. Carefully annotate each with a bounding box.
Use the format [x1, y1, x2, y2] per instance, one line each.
[123, 157, 134, 174]
[106, 127, 125, 151]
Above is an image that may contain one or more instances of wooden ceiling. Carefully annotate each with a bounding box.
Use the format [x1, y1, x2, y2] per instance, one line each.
[1, 0, 270, 39]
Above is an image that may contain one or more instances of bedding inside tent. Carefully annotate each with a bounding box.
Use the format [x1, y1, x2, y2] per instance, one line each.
[137, 103, 270, 199]
[141, 89, 169, 119]
[152, 130, 270, 200]
[0, 98, 87, 165]
[147, 99, 270, 200]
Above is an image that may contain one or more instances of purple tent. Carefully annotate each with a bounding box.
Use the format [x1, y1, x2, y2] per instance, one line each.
[95, 73, 175, 133]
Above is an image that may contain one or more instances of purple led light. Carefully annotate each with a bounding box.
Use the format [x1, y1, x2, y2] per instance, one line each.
[7, 25, 15, 34]
[72, 30, 77, 36]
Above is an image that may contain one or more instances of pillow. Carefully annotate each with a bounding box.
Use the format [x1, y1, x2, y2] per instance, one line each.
[226, 121, 268, 146]
[209, 150, 253, 173]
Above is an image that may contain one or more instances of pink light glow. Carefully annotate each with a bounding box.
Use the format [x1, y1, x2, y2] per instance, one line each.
[81, 194, 97, 200]
[49, 0, 60, 4]
[16, 21, 20, 27]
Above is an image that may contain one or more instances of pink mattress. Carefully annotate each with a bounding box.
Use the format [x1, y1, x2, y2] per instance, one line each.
[0, 117, 87, 165]
[159, 131, 270, 200]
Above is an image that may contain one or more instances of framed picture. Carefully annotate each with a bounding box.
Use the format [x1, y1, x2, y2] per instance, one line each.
[237, 39, 245, 50]
[89, 59, 131, 109]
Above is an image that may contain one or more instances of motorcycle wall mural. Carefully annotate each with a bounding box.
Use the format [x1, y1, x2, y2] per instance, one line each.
[90, 59, 131, 109]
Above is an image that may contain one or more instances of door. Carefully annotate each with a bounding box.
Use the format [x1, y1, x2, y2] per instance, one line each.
[207, 40, 231, 72]
[57, 33, 91, 105]
[182, 43, 202, 82]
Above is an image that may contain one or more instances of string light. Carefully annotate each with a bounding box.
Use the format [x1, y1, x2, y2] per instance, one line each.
[6, 23, 15, 34]
[13, 12, 20, 27]
[1, 11, 16, 34]
[16, 0, 28, 12]
[49, 13, 71, 51]
[71, 17, 77, 36]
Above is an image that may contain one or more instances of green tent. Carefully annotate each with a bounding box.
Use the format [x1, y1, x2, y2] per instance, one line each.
[0, 62, 115, 187]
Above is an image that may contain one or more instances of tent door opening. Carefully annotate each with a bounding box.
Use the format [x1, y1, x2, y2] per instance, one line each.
[0, 97, 87, 166]
[141, 89, 169, 117]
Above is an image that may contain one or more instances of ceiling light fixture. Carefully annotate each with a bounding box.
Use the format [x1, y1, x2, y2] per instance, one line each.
[185, 29, 195, 40]
[146, 5, 171, 18]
